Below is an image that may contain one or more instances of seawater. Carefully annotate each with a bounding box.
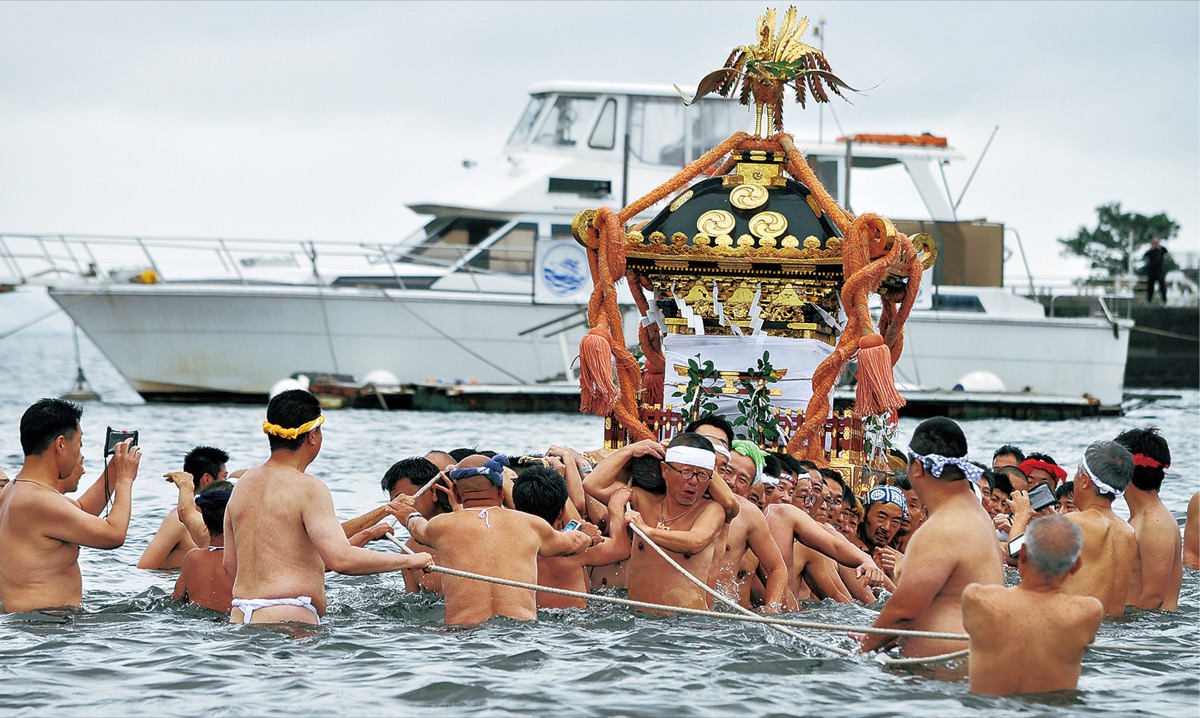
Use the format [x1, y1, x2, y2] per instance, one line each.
[0, 332, 1197, 717]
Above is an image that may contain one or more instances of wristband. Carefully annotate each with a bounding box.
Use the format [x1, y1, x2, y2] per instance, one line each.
[405, 512, 424, 529]
[579, 465, 594, 476]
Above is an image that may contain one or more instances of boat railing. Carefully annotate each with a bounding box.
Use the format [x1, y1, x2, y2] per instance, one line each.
[1046, 292, 1135, 323]
[0, 232, 532, 289]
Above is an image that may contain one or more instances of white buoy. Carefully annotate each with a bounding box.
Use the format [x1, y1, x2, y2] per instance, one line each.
[953, 371, 1006, 393]
[269, 377, 306, 398]
[362, 369, 401, 387]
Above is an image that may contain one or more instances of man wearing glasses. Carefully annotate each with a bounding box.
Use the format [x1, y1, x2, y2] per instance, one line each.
[619, 433, 727, 612]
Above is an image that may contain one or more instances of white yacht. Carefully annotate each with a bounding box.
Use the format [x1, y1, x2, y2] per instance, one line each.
[0, 81, 1130, 407]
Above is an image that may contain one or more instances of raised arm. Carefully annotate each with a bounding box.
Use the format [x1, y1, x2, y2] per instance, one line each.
[302, 481, 431, 575]
[581, 486, 634, 567]
[46, 441, 140, 549]
[582, 440, 665, 503]
[547, 445, 587, 516]
[534, 517, 591, 557]
[166, 472, 210, 549]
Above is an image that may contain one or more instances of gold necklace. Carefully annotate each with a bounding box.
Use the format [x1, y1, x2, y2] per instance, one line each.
[656, 497, 699, 530]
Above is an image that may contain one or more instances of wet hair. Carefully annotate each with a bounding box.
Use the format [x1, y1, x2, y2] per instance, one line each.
[818, 467, 845, 492]
[992, 444, 1025, 463]
[685, 415, 734, 448]
[995, 466, 1025, 494]
[20, 397, 82, 456]
[909, 417, 969, 481]
[774, 452, 803, 478]
[448, 447, 478, 462]
[381, 457, 439, 496]
[1024, 514, 1083, 579]
[992, 469, 1015, 496]
[980, 468, 997, 492]
[796, 460, 819, 473]
[183, 446, 229, 491]
[1083, 440, 1133, 500]
[890, 470, 912, 491]
[511, 465, 569, 526]
[266, 389, 322, 452]
[1114, 426, 1171, 492]
[194, 480, 234, 537]
[1055, 481, 1075, 502]
[763, 453, 782, 479]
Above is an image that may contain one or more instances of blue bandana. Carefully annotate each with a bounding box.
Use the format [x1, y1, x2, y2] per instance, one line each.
[866, 485, 909, 520]
[448, 455, 509, 487]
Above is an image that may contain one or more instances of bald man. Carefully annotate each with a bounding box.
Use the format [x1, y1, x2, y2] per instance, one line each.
[963, 515, 1103, 695]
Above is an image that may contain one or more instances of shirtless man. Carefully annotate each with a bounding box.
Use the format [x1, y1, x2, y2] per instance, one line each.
[511, 464, 630, 609]
[962, 514, 1103, 695]
[394, 454, 590, 625]
[788, 472, 888, 604]
[380, 457, 452, 594]
[1009, 440, 1136, 616]
[223, 390, 432, 625]
[601, 433, 725, 612]
[1185, 492, 1200, 570]
[174, 480, 235, 612]
[859, 417, 1003, 659]
[0, 398, 142, 613]
[1115, 427, 1182, 611]
[858, 485, 906, 581]
[139, 445, 229, 569]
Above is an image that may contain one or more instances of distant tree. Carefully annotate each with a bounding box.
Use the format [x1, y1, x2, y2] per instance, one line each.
[1058, 203, 1179, 280]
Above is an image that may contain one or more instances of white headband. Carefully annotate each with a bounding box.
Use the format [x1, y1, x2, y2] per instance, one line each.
[1080, 456, 1124, 499]
[714, 445, 731, 459]
[664, 446, 716, 471]
[760, 473, 780, 486]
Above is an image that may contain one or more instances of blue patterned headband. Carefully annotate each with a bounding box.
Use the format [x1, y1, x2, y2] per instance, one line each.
[447, 455, 509, 487]
[866, 485, 908, 520]
[906, 447, 983, 482]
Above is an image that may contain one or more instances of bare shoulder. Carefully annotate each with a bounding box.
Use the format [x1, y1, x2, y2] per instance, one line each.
[962, 582, 1005, 609]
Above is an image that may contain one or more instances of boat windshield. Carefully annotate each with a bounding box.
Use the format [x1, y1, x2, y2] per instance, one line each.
[532, 95, 598, 147]
[402, 218, 509, 268]
[507, 95, 549, 146]
[629, 96, 747, 166]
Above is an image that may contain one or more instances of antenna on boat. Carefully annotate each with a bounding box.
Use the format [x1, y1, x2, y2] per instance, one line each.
[60, 323, 101, 402]
[954, 124, 1000, 212]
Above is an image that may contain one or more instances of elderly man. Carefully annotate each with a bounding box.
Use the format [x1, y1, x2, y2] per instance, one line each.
[0, 398, 142, 613]
[1008, 440, 1137, 616]
[223, 389, 433, 625]
[1114, 427, 1181, 611]
[859, 417, 1004, 659]
[395, 454, 591, 625]
[858, 485, 907, 580]
[962, 514, 1104, 695]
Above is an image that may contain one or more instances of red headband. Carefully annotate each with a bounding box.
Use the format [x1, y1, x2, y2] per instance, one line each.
[1018, 459, 1067, 482]
[1133, 453, 1169, 470]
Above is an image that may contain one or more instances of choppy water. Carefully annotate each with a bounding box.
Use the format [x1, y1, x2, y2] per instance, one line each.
[1, 330, 1197, 717]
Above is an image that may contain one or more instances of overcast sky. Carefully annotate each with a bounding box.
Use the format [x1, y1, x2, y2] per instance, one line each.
[1, 0, 1196, 287]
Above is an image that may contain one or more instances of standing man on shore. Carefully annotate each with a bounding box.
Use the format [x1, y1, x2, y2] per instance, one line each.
[1143, 237, 1169, 303]
[858, 417, 1003, 659]
[0, 398, 142, 613]
[223, 389, 432, 625]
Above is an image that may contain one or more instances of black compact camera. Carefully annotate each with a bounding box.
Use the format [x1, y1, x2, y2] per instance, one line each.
[104, 426, 139, 456]
[1028, 482, 1058, 512]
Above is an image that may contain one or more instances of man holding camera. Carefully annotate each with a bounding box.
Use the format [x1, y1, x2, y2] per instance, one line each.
[0, 398, 141, 613]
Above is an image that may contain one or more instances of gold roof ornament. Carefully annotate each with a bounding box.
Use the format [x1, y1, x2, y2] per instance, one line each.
[674, 6, 855, 136]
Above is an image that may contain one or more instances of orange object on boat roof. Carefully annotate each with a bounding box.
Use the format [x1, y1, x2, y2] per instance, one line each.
[837, 133, 948, 147]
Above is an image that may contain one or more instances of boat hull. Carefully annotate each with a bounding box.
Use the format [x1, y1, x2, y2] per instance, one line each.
[48, 284, 626, 400]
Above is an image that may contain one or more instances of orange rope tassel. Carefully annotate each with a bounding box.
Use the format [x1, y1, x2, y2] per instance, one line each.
[579, 327, 618, 416]
[855, 334, 905, 416]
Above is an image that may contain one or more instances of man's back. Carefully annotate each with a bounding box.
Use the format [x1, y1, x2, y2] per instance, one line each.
[423, 507, 545, 624]
[1062, 508, 1137, 615]
[895, 494, 1003, 656]
[0, 484, 84, 612]
[1127, 499, 1183, 611]
[226, 465, 329, 619]
[174, 547, 233, 613]
[963, 583, 1103, 695]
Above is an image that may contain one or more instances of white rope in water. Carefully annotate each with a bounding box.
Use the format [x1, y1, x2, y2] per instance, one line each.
[380, 524, 1200, 658]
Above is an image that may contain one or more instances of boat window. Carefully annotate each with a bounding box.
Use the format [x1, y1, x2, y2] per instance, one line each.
[588, 99, 618, 150]
[507, 95, 549, 146]
[931, 294, 985, 312]
[466, 222, 536, 275]
[533, 96, 597, 147]
[550, 224, 575, 240]
[404, 218, 508, 267]
[629, 97, 747, 165]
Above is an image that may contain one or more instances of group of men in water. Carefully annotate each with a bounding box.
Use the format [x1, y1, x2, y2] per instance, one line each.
[0, 390, 1195, 697]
